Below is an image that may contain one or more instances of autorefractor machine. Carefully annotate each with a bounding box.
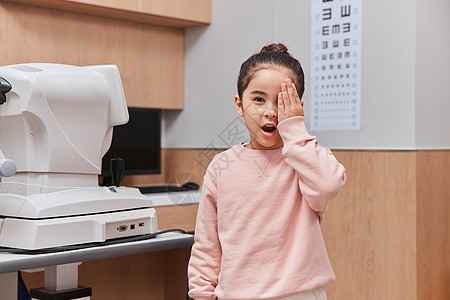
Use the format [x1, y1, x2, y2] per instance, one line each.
[0, 63, 157, 250]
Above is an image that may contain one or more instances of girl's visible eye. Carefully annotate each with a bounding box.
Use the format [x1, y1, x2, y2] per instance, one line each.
[253, 97, 265, 103]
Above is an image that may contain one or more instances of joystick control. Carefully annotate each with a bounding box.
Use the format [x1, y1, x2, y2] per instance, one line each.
[0, 77, 12, 105]
[110, 157, 124, 187]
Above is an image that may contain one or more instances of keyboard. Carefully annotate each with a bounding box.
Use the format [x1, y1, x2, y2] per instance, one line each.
[137, 184, 198, 194]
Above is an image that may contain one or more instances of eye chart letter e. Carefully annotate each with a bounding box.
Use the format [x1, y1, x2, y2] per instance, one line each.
[310, 0, 362, 131]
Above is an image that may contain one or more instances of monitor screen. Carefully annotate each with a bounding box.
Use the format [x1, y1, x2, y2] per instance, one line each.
[101, 107, 161, 181]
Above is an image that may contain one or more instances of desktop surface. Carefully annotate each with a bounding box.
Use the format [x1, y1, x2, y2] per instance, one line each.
[0, 233, 193, 274]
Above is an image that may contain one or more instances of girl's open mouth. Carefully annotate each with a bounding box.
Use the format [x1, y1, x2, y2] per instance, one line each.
[262, 124, 276, 136]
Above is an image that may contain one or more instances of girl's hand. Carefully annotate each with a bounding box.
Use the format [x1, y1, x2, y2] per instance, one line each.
[278, 78, 304, 123]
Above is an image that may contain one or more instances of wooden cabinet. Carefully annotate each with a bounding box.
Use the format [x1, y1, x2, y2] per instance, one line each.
[5, 0, 211, 27]
[155, 203, 198, 233]
[0, 0, 211, 109]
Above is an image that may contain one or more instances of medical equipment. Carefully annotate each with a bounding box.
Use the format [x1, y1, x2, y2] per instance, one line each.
[0, 63, 157, 250]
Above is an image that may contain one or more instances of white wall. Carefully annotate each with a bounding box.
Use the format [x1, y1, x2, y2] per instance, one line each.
[415, 0, 450, 149]
[311, 0, 417, 149]
[163, 0, 307, 149]
[162, 0, 449, 150]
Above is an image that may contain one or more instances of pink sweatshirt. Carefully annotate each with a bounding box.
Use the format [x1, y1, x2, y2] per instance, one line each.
[188, 116, 346, 300]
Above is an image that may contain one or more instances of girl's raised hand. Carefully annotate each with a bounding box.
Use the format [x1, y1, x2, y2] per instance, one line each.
[278, 78, 304, 123]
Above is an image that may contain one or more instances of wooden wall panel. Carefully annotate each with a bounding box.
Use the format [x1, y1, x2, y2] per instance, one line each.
[324, 151, 417, 300]
[416, 151, 450, 300]
[0, 2, 184, 109]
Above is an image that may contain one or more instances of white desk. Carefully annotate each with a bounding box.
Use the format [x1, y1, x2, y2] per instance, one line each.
[144, 189, 200, 207]
[0, 232, 194, 299]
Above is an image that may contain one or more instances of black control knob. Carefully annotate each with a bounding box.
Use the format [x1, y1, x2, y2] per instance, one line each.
[0, 77, 12, 105]
[110, 157, 124, 187]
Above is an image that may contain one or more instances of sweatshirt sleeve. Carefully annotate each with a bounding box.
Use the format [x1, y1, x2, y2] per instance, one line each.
[277, 116, 346, 221]
[188, 157, 222, 300]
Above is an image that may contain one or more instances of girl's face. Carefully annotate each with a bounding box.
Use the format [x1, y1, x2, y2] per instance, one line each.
[235, 66, 295, 150]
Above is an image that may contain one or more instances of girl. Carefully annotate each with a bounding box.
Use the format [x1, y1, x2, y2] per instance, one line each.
[188, 43, 346, 300]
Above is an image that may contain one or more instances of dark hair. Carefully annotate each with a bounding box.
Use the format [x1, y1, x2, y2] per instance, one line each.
[237, 43, 305, 99]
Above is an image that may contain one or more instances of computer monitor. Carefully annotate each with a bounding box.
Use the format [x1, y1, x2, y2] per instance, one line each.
[100, 107, 161, 185]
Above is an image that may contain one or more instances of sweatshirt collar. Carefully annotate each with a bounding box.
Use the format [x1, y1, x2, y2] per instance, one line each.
[236, 142, 283, 158]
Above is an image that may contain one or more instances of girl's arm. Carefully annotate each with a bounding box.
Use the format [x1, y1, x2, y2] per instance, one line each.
[277, 79, 346, 221]
[188, 162, 221, 300]
[278, 116, 346, 221]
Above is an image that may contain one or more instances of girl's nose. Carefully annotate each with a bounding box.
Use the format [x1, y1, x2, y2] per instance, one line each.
[264, 104, 277, 118]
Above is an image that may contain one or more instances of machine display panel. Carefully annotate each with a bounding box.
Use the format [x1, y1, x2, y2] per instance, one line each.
[101, 107, 161, 181]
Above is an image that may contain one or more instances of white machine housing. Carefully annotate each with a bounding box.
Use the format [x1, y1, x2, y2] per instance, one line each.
[0, 63, 157, 250]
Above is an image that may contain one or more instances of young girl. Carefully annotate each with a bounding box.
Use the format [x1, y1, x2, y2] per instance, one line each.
[188, 43, 346, 300]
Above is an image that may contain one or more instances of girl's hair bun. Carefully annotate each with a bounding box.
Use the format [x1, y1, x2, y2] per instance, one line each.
[237, 42, 304, 99]
[260, 43, 289, 54]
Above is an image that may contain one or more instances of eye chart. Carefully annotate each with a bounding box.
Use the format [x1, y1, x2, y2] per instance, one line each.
[310, 0, 362, 131]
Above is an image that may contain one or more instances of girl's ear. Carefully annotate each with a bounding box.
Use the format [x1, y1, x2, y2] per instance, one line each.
[235, 95, 244, 117]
